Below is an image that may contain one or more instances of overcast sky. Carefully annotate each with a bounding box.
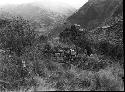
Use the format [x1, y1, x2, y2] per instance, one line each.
[0, 0, 88, 9]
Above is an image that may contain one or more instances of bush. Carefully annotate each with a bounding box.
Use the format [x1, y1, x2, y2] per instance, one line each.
[96, 40, 111, 55]
[0, 16, 36, 56]
[61, 63, 71, 71]
[0, 53, 35, 91]
[109, 44, 124, 61]
[96, 75, 122, 91]
[96, 39, 124, 63]
[0, 16, 37, 91]
[93, 67, 124, 91]
[54, 80, 66, 91]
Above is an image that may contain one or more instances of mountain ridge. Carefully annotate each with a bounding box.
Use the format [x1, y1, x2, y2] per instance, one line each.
[0, 1, 76, 27]
[67, 0, 123, 29]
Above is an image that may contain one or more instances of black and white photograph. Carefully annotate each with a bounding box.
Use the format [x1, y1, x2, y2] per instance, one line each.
[0, 0, 123, 91]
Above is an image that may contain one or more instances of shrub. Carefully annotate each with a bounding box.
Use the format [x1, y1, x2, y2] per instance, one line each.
[94, 68, 124, 91]
[63, 72, 75, 82]
[109, 44, 124, 61]
[98, 75, 121, 91]
[0, 16, 38, 91]
[61, 63, 71, 71]
[96, 40, 111, 55]
[0, 16, 36, 56]
[54, 80, 66, 91]
[0, 53, 35, 91]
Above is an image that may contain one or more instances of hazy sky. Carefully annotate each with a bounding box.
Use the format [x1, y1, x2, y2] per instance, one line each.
[0, 0, 88, 8]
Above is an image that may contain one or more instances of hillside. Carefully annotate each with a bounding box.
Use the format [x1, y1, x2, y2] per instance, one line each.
[0, 0, 124, 91]
[67, 0, 123, 29]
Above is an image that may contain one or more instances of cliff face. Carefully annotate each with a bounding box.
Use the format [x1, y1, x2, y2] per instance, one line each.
[67, 0, 123, 29]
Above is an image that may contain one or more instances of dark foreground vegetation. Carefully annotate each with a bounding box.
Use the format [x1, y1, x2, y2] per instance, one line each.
[0, 14, 124, 91]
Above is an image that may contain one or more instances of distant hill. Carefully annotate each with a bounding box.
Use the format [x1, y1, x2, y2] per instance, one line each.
[67, 0, 123, 29]
[0, 1, 76, 31]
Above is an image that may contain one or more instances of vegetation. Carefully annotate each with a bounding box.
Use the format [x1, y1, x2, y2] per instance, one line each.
[0, 7, 124, 91]
[0, 16, 36, 56]
[0, 16, 37, 91]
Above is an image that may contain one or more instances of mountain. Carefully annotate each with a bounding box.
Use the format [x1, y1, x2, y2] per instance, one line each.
[0, 1, 76, 32]
[31, 0, 76, 16]
[67, 0, 123, 29]
[0, 0, 76, 18]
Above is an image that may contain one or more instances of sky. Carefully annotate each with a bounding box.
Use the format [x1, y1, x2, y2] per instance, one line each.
[0, 0, 88, 9]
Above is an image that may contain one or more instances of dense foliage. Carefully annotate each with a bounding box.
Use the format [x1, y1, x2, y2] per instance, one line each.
[0, 17, 36, 56]
[0, 16, 37, 91]
[0, 11, 124, 91]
